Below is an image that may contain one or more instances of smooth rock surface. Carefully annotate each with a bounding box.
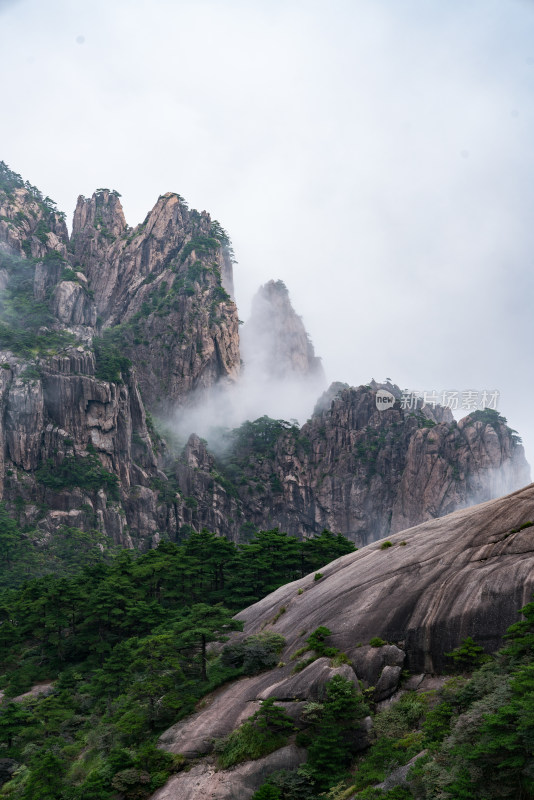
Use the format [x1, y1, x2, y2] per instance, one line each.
[159, 657, 358, 757]
[235, 483, 534, 675]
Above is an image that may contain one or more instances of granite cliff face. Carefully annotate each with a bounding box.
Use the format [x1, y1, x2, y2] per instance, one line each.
[0, 161, 530, 550]
[0, 164, 240, 545]
[152, 484, 534, 799]
[0, 348, 155, 546]
[71, 189, 240, 411]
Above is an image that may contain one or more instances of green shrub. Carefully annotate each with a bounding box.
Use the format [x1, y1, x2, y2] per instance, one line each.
[352, 733, 422, 792]
[502, 598, 534, 662]
[380, 541, 393, 550]
[331, 652, 351, 667]
[307, 675, 370, 790]
[422, 701, 455, 747]
[293, 655, 317, 673]
[307, 626, 334, 654]
[291, 626, 347, 670]
[61, 267, 78, 282]
[445, 636, 490, 672]
[509, 520, 534, 534]
[254, 770, 315, 799]
[215, 699, 294, 769]
[180, 235, 220, 263]
[221, 632, 286, 675]
[251, 786, 281, 800]
[373, 692, 428, 739]
[369, 637, 387, 648]
[352, 786, 414, 799]
[20, 364, 41, 383]
[314, 572, 323, 581]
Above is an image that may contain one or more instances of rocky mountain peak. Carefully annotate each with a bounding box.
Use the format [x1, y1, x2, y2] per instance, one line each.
[72, 189, 127, 239]
[0, 162, 68, 259]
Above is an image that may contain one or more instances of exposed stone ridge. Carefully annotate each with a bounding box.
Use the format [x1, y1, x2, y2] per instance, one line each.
[235, 481, 534, 672]
[174, 383, 530, 545]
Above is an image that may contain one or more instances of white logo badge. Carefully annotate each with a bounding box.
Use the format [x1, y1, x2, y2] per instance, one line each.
[376, 389, 395, 411]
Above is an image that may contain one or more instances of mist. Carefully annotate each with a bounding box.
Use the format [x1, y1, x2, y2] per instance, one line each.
[170, 279, 327, 447]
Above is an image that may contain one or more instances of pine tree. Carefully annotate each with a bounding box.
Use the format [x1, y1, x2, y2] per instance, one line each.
[307, 675, 369, 790]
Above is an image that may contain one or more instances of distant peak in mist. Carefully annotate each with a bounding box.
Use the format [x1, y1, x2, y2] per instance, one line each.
[241, 278, 325, 383]
[170, 278, 327, 443]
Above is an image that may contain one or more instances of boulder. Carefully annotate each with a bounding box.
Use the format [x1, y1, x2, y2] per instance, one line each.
[150, 745, 306, 800]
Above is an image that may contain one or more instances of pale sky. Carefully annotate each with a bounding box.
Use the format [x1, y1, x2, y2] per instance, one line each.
[1, 0, 533, 466]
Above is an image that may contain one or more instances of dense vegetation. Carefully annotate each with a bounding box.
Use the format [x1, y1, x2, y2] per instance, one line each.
[2, 509, 531, 800]
[0, 250, 75, 358]
[0, 507, 117, 589]
[0, 525, 354, 798]
[93, 329, 132, 383]
[35, 443, 120, 500]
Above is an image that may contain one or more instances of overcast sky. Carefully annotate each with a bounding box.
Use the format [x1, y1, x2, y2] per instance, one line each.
[1, 0, 533, 467]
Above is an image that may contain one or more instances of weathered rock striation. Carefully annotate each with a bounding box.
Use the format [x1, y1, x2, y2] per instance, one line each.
[234, 481, 534, 676]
